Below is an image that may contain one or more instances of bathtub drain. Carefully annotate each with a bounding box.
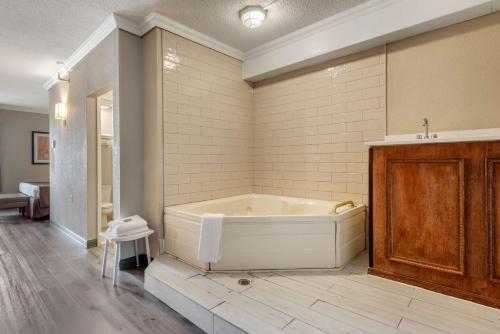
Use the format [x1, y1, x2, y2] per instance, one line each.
[238, 278, 251, 286]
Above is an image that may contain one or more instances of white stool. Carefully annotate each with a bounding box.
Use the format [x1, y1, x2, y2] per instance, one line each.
[99, 229, 154, 286]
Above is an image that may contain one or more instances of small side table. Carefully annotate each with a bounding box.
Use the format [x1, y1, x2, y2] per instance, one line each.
[99, 229, 154, 286]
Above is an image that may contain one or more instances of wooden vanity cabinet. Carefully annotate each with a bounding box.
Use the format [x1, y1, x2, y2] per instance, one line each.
[369, 141, 500, 308]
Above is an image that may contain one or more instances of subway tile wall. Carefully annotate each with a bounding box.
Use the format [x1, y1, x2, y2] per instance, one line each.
[253, 47, 386, 204]
[162, 29, 386, 206]
[162, 31, 254, 206]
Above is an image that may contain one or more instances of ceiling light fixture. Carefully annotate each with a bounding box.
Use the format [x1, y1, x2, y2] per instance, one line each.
[239, 5, 267, 29]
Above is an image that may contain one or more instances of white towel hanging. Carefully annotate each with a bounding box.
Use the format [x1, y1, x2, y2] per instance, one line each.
[197, 213, 224, 263]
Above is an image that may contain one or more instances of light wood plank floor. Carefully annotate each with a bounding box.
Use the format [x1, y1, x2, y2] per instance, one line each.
[146, 252, 500, 334]
[0, 210, 203, 334]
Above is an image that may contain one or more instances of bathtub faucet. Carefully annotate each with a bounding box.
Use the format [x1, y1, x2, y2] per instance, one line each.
[422, 118, 429, 139]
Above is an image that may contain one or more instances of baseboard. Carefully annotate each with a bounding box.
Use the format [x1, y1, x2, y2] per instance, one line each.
[159, 238, 165, 254]
[119, 254, 151, 270]
[50, 220, 87, 248]
[50, 220, 98, 249]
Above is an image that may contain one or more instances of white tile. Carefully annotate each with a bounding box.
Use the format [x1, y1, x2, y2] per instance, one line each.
[145, 274, 215, 334]
[223, 292, 293, 329]
[145, 251, 500, 334]
[146, 264, 222, 309]
[283, 319, 327, 334]
[214, 315, 247, 334]
[406, 299, 500, 334]
[205, 273, 254, 293]
[264, 274, 402, 327]
[311, 300, 405, 334]
[212, 302, 285, 334]
[397, 318, 448, 334]
[188, 275, 231, 299]
[242, 287, 365, 334]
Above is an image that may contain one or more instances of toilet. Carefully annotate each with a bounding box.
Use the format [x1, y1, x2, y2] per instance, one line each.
[101, 185, 113, 228]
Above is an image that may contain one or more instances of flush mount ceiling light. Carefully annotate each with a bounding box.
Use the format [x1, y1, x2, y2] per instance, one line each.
[239, 5, 267, 29]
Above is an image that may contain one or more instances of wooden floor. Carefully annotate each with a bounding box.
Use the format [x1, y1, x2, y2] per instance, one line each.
[0, 210, 203, 334]
[145, 252, 500, 334]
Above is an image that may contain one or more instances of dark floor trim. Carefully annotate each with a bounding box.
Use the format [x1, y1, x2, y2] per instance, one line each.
[119, 254, 152, 270]
[87, 239, 97, 248]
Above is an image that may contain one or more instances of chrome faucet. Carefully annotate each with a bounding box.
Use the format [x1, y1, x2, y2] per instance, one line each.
[422, 118, 430, 139]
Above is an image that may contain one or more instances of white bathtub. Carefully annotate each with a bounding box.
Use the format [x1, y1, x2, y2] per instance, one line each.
[164, 194, 366, 271]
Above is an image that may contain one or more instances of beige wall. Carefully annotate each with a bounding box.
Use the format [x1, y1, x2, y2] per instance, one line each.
[117, 30, 144, 219]
[253, 47, 386, 205]
[162, 30, 254, 206]
[49, 30, 119, 240]
[49, 29, 144, 257]
[101, 141, 113, 186]
[143, 28, 164, 256]
[0, 110, 49, 193]
[387, 11, 500, 135]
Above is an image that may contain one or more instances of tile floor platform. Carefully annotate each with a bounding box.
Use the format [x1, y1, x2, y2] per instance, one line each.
[145, 252, 500, 334]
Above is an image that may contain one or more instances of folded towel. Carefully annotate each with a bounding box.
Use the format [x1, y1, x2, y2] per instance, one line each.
[106, 225, 149, 237]
[108, 215, 147, 229]
[197, 213, 224, 263]
[106, 215, 148, 237]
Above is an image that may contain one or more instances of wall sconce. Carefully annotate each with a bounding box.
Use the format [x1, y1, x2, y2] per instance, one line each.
[55, 102, 67, 124]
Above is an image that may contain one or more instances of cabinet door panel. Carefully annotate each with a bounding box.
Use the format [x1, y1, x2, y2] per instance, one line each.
[387, 159, 465, 275]
[487, 158, 500, 283]
[370, 141, 500, 308]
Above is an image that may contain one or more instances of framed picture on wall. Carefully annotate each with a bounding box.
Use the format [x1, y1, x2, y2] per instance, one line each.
[32, 131, 49, 164]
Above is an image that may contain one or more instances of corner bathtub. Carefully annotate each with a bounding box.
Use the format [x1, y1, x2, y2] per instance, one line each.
[164, 194, 366, 271]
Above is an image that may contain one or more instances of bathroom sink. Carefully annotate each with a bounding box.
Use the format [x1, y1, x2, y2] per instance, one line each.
[365, 128, 500, 146]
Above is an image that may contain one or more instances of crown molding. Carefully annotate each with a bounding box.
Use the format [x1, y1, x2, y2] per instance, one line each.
[243, 0, 496, 81]
[140, 12, 244, 60]
[245, 0, 395, 59]
[114, 14, 142, 36]
[43, 11, 245, 91]
[43, 14, 120, 90]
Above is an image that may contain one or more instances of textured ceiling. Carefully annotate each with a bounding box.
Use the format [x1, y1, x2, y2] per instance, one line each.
[142, 0, 370, 52]
[0, 0, 368, 113]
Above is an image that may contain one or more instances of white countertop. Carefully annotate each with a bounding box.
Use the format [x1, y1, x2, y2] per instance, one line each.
[365, 128, 500, 146]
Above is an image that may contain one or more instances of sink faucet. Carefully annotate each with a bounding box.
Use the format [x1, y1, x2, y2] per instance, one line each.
[422, 118, 430, 139]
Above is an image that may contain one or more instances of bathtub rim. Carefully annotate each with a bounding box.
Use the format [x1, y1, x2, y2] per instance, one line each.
[164, 193, 366, 223]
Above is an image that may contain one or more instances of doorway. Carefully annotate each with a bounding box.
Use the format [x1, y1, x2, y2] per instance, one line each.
[96, 90, 114, 245]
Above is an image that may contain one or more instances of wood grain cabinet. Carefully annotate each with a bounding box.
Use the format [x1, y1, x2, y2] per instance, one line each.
[369, 141, 500, 308]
